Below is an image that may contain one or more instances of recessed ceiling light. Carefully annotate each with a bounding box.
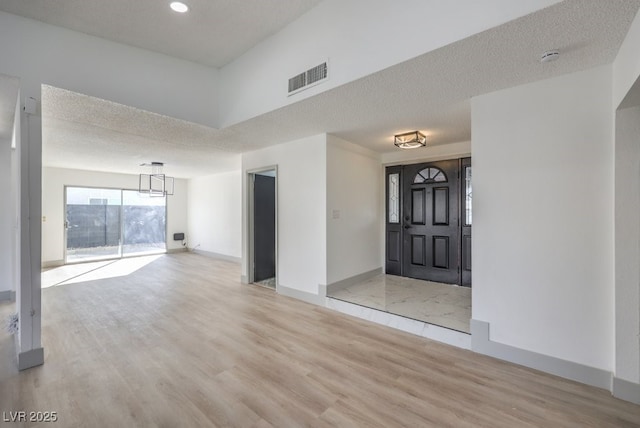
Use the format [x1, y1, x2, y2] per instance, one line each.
[170, 2, 189, 13]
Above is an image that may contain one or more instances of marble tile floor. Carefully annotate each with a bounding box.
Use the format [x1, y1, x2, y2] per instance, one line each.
[255, 277, 276, 289]
[327, 274, 471, 334]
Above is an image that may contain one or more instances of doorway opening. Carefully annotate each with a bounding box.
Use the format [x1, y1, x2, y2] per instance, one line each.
[65, 186, 167, 263]
[248, 168, 277, 289]
[327, 157, 472, 333]
[385, 158, 471, 286]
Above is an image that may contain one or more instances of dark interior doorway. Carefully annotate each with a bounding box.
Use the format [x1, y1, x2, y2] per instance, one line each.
[252, 171, 276, 286]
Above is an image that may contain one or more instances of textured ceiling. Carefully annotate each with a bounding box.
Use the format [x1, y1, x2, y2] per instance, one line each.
[42, 86, 241, 178]
[226, 0, 640, 153]
[0, 0, 323, 67]
[41, 0, 640, 178]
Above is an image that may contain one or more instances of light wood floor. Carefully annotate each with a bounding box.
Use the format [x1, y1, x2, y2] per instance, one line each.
[0, 253, 638, 427]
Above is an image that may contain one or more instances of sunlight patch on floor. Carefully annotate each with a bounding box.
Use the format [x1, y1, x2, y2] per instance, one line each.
[41, 255, 163, 288]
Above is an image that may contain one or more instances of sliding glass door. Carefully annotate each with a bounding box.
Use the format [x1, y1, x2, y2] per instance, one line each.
[65, 187, 122, 262]
[65, 186, 166, 263]
[122, 190, 166, 257]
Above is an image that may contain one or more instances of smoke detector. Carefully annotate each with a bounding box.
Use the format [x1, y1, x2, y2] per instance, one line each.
[540, 50, 560, 63]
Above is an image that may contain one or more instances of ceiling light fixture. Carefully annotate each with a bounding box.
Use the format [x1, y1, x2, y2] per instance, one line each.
[394, 131, 427, 149]
[170, 2, 189, 13]
[139, 162, 175, 197]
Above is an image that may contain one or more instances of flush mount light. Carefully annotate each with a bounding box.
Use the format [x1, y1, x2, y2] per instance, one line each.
[394, 131, 427, 149]
[170, 1, 189, 13]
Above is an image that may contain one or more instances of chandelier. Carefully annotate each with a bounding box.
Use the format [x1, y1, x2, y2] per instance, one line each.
[139, 162, 174, 196]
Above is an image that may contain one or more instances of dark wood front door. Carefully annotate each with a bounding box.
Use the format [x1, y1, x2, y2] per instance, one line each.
[385, 159, 469, 285]
[402, 160, 459, 283]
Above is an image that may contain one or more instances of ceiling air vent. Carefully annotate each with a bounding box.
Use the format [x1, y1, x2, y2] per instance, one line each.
[288, 61, 328, 96]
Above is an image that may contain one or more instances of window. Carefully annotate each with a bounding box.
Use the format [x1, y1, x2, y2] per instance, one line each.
[413, 167, 447, 184]
[464, 166, 472, 225]
[388, 173, 400, 223]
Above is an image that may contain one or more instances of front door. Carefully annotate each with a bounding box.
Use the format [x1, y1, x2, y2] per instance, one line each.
[386, 159, 469, 284]
[402, 160, 459, 283]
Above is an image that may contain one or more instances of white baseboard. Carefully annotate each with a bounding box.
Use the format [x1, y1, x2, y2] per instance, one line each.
[18, 347, 44, 371]
[167, 247, 188, 254]
[192, 249, 241, 264]
[612, 376, 640, 405]
[277, 284, 324, 306]
[471, 319, 611, 390]
[42, 260, 64, 269]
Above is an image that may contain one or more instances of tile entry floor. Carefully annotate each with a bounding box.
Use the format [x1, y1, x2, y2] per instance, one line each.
[328, 274, 471, 333]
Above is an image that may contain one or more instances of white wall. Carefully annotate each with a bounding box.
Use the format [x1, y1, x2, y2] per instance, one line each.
[381, 140, 471, 166]
[10, 93, 20, 296]
[326, 135, 381, 284]
[615, 105, 640, 384]
[0, 134, 11, 293]
[613, 7, 640, 391]
[0, 78, 19, 295]
[242, 134, 384, 294]
[219, 0, 561, 127]
[471, 65, 614, 371]
[242, 134, 327, 295]
[42, 167, 188, 264]
[0, 11, 219, 128]
[188, 170, 242, 258]
[0, 9, 218, 364]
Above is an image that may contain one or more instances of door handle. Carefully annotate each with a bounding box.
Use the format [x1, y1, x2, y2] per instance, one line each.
[403, 224, 412, 229]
